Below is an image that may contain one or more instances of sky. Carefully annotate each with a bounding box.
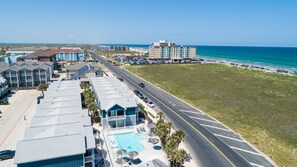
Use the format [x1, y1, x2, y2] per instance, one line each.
[1, 0, 297, 46]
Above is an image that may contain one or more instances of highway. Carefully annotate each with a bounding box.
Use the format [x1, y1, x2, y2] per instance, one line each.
[90, 51, 273, 167]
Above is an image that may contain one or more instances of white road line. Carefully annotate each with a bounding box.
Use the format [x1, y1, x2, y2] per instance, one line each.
[250, 162, 265, 167]
[189, 116, 219, 123]
[200, 124, 231, 131]
[230, 146, 262, 156]
[214, 134, 245, 142]
[180, 109, 204, 115]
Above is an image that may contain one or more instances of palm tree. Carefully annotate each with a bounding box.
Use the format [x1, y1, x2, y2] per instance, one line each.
[87, 102, 99, 122]
[37, 84, 48, 97]
[173, 149, 188, 167]
[171, 130, 186, 146]
[156, 122, 172, 146]
[157, 112, 165, 120]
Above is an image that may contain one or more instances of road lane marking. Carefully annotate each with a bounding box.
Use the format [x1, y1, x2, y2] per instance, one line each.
[179, 109, 205, 115]
[95, 54, 237, 167]
[200, 124, 231, 131]
[189, 116, 219, 123]
[214, 134, 245, 142]
[231, 146, 262, 156]
[250, 162, 265, 167]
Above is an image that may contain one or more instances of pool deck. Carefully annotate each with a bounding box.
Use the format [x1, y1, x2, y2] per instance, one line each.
[93, 121, 197, 167]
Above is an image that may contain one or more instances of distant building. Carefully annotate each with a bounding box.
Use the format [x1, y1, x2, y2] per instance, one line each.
[52, 49, 85, 61]
[90, 77, 138, 129]
[110, 46, 129, 52]
[0, 55, 24, 64]
[24, 50, 56, 62]
[66, 63, 103, 80]
[0, 61, 53, 89]
[149, 40, 196, 60]
[14, 80, 96, 167]
[0, 76, 9, 98]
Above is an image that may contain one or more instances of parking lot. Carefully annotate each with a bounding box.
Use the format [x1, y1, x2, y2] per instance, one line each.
[0, 90, 39, 167]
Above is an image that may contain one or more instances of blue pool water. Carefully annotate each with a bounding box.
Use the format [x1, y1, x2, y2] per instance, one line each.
[113, 132, 145, 153]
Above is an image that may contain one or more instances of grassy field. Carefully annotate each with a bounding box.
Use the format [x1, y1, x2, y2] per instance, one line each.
[126, 64, 297, 167]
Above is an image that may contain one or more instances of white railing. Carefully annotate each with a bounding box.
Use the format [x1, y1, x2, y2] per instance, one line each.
[84, 155, 95, 163]
[107, 115, 126, 121]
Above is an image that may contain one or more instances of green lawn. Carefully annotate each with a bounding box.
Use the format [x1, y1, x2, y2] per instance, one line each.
[126, 64, 297, 167]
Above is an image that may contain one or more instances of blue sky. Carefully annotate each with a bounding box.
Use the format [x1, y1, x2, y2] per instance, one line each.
[1, 0, 297, 46]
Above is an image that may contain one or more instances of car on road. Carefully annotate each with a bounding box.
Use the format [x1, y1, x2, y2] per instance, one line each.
[134, 90, 141, 95]
[0, 150, 15, 161]
[147, 101, 155, 108]
[138, 83, 145, 88]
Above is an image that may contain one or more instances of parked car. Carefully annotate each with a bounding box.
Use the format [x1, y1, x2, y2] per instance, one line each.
[0, 150, 15, 161]
[138, 83, 145, 88]
[147, 101, 155, 108]
[117, 77, 124, 82]
[134, 90, 141, 95]
[143, 97, 148, 103]
[138, 93, 144, 99]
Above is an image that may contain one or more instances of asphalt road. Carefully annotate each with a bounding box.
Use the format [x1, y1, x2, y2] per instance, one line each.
[90, 52, 255, 167]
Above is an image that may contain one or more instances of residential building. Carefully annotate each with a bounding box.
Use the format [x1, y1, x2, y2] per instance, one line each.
[24, 50, 56, 62]
[90, 77, 138, 130]
[14, 80, 97, 167]
[52, 49, 85, 61]
[0, 61, 53, 89]
[0, 76, 9, 98]
[149, 40, 196, 60]
[1, 55, 25, 64]
[109, 46, 129, 52]
[66, 63, 103, 80]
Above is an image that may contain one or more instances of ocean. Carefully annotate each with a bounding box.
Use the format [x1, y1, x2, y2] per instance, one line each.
[98, 44, 297, 72]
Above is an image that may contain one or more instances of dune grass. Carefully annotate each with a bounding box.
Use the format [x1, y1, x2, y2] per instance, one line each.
[126, 64, 297, 167]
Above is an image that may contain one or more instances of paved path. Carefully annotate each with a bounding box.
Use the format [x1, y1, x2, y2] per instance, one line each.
[0, 90, 39, 167]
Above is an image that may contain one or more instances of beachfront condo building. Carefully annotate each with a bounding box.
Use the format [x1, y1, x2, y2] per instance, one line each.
[149, 40, 196, 60]
[90, 77, 138, 130]
[0, 61, 52, 89]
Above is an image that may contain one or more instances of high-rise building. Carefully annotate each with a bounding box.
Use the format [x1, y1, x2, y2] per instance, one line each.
[149, 40, 196, 60]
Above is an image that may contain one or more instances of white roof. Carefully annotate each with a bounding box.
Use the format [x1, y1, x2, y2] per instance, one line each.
[14, 134, 85, 164]
[35, 107, 87, 117]
[38, 101, 81, 109]
[41, 96, 81, 103]
[24, 122, 83, 140]
[31, 113, 91, 127]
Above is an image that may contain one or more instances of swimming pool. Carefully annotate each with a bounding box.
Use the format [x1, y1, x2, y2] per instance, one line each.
[112, 132, 145, 153]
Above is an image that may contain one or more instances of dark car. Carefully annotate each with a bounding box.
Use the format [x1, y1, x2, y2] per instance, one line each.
[117, 77, 124, 82]
[134, 90, 141, 95]
[143, 97, 148, 103]
[138, 83, 145, 88]
[138, 93, 144, 99]
[0, 150, 15, 161]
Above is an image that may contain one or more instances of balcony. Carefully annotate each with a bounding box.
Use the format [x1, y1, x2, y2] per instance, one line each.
[107, 115, 126, 121]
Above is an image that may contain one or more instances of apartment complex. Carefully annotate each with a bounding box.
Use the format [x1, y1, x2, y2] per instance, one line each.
[53, 49, 85, 61]
[90, 77, 138, 130]
[0, 61, 53, 89]
[149, 40, 196, 60]
[14, 80, 97, 167]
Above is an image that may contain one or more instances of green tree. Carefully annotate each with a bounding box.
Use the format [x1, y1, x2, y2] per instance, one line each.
[87, 102, 99, 122]
[37, 84, 48, 97]
[171, 130, 186, 146]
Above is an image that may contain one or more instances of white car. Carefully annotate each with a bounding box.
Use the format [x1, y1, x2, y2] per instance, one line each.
[147, 101, 155, 108]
